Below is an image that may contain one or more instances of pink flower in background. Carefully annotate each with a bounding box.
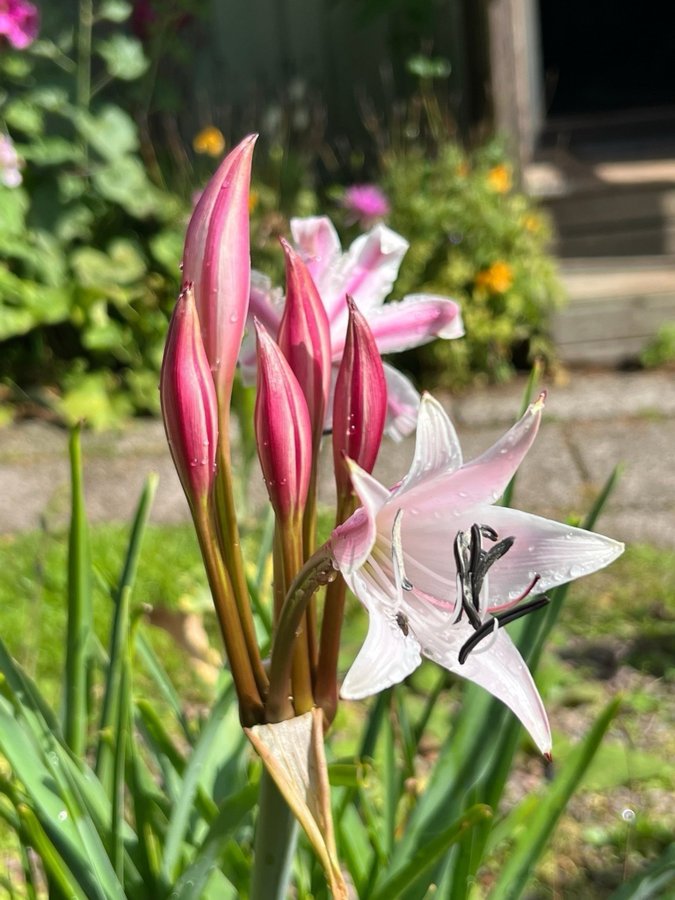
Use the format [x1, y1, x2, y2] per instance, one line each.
[0, 134, 22, 187]
[241, 216, 464, 441]
[0, 0, 39, 49]
[342, 184, 390, 227]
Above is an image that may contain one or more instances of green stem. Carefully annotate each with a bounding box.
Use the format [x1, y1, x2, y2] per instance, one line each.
[266, 543, 335, 722]
[194, 505, 264, 726]
[76, 0, 93, 110]
[250, 768, 298, 900]
[315, 493, 354, 726]
[215, 427, 269, 697]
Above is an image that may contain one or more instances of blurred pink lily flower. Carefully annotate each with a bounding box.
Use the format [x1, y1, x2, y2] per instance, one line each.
[0, 0, 39, 49]
[242, 216, 464, 440]
[342, 184, 390, 227]
[331, 392, 624, 755]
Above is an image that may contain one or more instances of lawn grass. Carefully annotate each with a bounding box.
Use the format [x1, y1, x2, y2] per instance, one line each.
[0, 522, 672, 896]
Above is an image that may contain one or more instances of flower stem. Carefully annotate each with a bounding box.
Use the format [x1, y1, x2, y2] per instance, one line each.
[214, 430, 269, 697]
[250, 768, 298, 900]
[266, 543, 336, 722]
[194, 506, 264, 726]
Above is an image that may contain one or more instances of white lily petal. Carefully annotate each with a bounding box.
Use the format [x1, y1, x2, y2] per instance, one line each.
[340, 569, 422, 699]
[240, 272, 284, 384]
[331, 462, 390, 573]
[290, 216, 341, 283]
[402, 394, 545, 515]
[418, 621, 552, 755]
[382, 363, 420, 441]
[397, 393, 462, 495]
[324, 224, 409, 328]
[359, 294, 463, 354]
[474, 505, 625, 609]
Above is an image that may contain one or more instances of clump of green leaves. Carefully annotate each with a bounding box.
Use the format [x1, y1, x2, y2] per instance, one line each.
[381, 141, 564, 386]
[640, 322, 675, 369]
[0, 1, 187, 427]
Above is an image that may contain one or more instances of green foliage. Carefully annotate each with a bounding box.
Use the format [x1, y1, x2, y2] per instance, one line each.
[0, 2, 187, 427]
[640, 322, 675, 369]
[381, 142, 564, 386]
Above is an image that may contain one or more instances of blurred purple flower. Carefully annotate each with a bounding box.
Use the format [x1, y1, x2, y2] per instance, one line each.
[0, 0, 39, 49]
[342, 184, 390, 227]
[0, 134, 22, 188]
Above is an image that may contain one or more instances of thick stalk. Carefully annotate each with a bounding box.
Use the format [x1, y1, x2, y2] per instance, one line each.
[266, 544, 335, 722]
[250, 768, 298, 900]
[278, 522, 313, 717]
[315, 494, 355, 725]
[194, 506, 264, 726]
[214, 427, 269, 696]
[314, 575, 347, 726]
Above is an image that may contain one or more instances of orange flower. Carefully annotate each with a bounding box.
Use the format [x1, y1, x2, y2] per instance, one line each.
[248, 189, 259, 213]
[475, 261, 514, 294]
[523, 213, 541, 233]
[193, 126, 225, 157]
[487, 163, 512, 193]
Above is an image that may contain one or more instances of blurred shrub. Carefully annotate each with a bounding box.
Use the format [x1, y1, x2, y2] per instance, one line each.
[0, 1, 187, 426]
[381, 141, 564, 385]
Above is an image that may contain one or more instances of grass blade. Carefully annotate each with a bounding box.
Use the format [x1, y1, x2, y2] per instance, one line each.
[17, 805, 92, 900]
[160, 680, 238, 881]
[490, 696, 621, 900]
[64, 424, 93, 757]
[171, 783, 258, 899]
[368, 805, 492, 900]
[95, 474, 157, 791]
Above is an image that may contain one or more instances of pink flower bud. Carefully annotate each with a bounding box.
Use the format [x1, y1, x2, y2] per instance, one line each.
[277, 238, 331, 446]
[332, 297, 387, 497]
[160, 285, 218, 508]
[254, 322, 312, 523]
[182, 134, 257, 398]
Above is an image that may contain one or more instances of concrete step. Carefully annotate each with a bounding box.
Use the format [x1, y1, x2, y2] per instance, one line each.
[551, 258, 675, 365]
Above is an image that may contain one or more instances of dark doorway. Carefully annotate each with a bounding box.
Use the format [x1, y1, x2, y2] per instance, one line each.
[539, 1, 675, 117]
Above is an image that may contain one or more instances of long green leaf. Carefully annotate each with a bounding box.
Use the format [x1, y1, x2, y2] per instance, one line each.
[171, 783, 258, 899]
[160, 680, 238, 881]
[609, 843, 675, 899]
[64, 424, 93, 756]
[96, 474, 157, 790]
[490, 696, 621, 899]
[17, 805, 92, 900]
[0, 646, 139, 896]
[368, 805, 492, 900]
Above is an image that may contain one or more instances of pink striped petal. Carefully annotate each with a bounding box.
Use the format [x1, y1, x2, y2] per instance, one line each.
[334, 294, 463, 356]
[290, 215, 341, 283]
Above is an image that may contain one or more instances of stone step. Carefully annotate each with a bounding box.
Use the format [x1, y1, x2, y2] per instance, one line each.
[551, 258, 675, 365]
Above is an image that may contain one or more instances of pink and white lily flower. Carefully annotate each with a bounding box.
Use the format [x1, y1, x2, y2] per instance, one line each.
[241, 216, 464, 440]
[330, 393, 624, 755]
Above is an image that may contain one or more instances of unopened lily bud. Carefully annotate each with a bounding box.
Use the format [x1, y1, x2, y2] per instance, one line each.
[182, 134, 257, 399]
[277, 238, 331, 447]
[160, 285, 218, 509]
[254, 322, 312, 523]
[332, 297, 387, 499]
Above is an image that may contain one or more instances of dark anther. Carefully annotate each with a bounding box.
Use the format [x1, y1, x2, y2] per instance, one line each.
[454, 524, 516, 628]
[458, 595, 550, 664]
